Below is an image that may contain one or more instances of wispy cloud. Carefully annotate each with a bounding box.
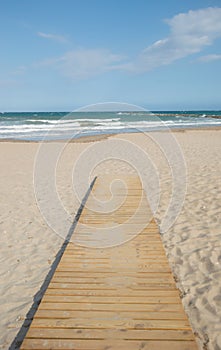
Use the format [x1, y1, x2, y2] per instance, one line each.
[127, 7, 221, 72]
[34, 7, 221, 79]
[11, 65, 27, 76]
[198, 54, 221, 62]
[37, 32, 69, 44]
[35, 49, 126, 79]
[59, 49, 125, 79]
[0, 79, 18, 88]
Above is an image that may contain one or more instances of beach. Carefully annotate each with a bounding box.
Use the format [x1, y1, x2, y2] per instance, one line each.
[1, 129, 221, 350]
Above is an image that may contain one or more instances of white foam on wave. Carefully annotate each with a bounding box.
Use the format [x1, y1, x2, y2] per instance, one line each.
[25, 117, 121, 124]
[1, 114, 221, 139]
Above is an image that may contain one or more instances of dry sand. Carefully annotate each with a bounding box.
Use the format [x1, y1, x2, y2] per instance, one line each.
[0, 129, 221, 349]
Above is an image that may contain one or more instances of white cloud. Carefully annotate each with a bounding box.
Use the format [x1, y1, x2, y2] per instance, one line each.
[34, 7, 221, 79]
[35, 49, 126, 79]
[0, 79, 18, 87]
[198, 54, 221, 62]
[127, 7, 221, 72]
[11, 65, 27, 76]
[59, 49, 125, 79]
[37, 32, 68, 44]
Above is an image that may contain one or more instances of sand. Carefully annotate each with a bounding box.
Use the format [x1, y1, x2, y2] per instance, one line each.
[0, 129, 221, 350]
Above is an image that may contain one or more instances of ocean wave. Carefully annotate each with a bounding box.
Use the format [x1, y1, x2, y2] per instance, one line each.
[25, 117, 121, 124]
[1, 112, 221, 140]
[1, 118, 221, 130]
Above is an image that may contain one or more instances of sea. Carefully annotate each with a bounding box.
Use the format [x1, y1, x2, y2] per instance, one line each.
[0, 110, 221, 141]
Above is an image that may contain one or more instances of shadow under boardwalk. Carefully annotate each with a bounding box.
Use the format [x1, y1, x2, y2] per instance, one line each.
[20, 175, 198, 350]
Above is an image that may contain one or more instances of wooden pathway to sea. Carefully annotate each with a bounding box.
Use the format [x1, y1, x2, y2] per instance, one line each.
[21, 175, 198, 349]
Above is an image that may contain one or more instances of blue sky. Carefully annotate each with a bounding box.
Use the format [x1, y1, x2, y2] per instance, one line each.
[1, 0, 221, 111]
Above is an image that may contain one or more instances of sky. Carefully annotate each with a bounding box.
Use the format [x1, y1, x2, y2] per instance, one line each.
[1, 0, 221, 111]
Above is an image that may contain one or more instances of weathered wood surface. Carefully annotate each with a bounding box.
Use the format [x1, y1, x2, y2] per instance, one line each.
[21, 175, 198, 349]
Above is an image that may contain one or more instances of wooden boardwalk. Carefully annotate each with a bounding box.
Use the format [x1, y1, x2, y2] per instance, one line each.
[21, 175, 198, 349]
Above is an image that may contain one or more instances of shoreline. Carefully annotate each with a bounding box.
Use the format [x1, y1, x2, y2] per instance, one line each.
[0, 124, 221, 143]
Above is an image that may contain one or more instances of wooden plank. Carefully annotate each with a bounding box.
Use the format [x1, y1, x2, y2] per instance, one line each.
[30, 318, 192, 330]
[44, 288, 180, 297]
[26, 328, 195, 340]
[34, 309, 188, 320]
[51, 271, 171, 277]
[21, 339, 198, 350]
[20, 175, 198, 350]
[42, 295, 181, 304]
[50, 276, 175, 284]
[48, 282, 177, 290]
[57, 255, 167, 262]
[38, 302, 185, 312]
[54, 269, 172, 274]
